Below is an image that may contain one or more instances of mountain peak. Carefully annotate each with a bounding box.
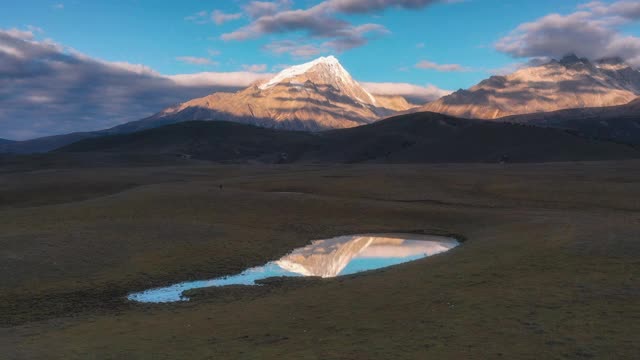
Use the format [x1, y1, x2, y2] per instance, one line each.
[420, 52, 640, 119]
[258, 55, 377, 105]
[559, 54, 591, 67]
[259, 55, 346, 90]
[128, 55, 417, 133]
[315, 55, 340, 65]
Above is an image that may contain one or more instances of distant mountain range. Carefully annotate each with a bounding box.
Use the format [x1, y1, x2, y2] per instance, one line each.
[2, 54, 640, 155]
[421, 55, 640, 119]
[113, 56, 413, 134]
[0, 132, 103, 154]
[58, 112, 640, 164]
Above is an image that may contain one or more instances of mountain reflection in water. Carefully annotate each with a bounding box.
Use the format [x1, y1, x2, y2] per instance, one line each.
[128, 234, 459, 303]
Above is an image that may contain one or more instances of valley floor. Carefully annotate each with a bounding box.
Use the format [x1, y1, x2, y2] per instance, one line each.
[1, 158, 639, 359]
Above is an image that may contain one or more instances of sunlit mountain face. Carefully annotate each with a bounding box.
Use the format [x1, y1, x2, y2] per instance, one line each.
[116, 56, 415, 134]
[420, 55, 640, 119]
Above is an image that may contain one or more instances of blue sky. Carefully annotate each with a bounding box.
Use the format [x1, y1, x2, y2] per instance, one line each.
[0, 0, 602, 89]
[1, 0, 639, 139]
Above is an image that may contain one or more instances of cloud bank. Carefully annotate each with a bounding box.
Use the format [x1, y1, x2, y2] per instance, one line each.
[496, 0, 640, 66]
[361, 82, 451, 103]
[415, 60, 469, 72]
[176, 56, 218, 66]
[0, 29, 271, 140]
[218, 0, 446, 56]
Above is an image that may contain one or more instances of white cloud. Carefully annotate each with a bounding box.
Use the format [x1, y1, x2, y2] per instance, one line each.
[244, 0, 293, 19]
[5, 28, 36, 40]
[264, 40, 326, 59]
[185, 10, 209, 24]
[495, 1, 640, 66]
[579, 1, 640, 20]
[106, 62, 160, 76]
[0, 28, 270, 140]
[415, 60, 470, 72]
[212, 10, 243, 25]
[271, 64, 291, 71]
[186, 10, 243, 25]
[167, 72, 273, 88]
[241, 64, 268, 72]
[219, 0, 446, 53]
[176, 56, 218, 66]
[361, 82, 451, 103]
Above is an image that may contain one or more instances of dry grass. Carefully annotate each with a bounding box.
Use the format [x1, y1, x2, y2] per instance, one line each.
[1, 160, 639, 359]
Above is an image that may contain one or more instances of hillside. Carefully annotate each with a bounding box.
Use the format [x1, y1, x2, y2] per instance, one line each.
[0, 132, 103, 154]
[59, 121, 317, 163]
[499, 98, 640, 145]
[58, 112, 640, 163]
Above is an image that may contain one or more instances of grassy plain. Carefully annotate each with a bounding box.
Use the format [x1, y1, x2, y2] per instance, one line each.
[1, 158, 639, 359]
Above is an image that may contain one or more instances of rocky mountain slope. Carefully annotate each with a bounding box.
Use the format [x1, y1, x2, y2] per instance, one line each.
[420, 55, 640, 119]
[115, 56, 414, 133]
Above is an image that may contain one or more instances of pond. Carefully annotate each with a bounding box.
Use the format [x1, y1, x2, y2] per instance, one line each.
[128, 234, 460, 303]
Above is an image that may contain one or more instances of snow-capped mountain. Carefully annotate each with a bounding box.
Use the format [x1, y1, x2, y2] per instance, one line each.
[116, 56, 413, 133]
[420, 55, 640, 119]
[259, 56, 378, 106]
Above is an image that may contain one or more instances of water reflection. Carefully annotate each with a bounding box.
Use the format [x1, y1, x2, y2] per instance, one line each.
[128, 234, 459, 303]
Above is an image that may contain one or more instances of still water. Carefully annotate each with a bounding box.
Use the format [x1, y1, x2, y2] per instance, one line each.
[128, 234, 459, 303]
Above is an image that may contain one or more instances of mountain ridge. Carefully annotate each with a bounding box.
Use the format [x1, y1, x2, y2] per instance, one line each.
[4, 55, 640, 154]
[120, 56, 413, 133]
[420, 55, 640, 119]
[58, 112, 640, 164]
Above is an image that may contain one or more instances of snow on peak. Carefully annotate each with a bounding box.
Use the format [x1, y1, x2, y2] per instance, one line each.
[258, 55, 377, 105]
[260, 56, 344, 90]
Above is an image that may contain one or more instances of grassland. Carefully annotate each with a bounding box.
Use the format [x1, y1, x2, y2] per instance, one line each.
[1, 159, 639, 359]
